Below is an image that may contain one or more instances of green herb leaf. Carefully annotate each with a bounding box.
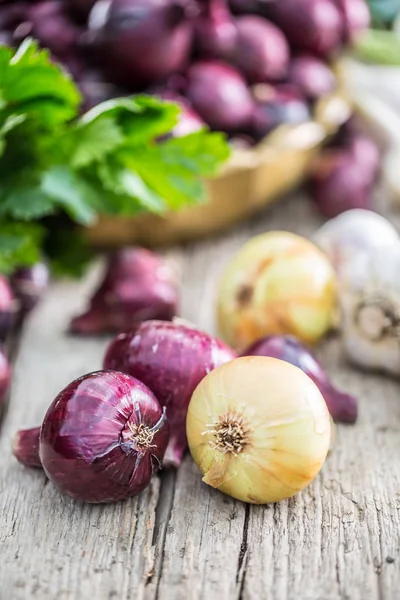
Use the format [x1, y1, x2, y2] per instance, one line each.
[0, 221, 45, 274]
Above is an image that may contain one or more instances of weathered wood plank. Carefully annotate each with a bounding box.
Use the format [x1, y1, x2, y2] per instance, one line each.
[0, 192, 400, 600]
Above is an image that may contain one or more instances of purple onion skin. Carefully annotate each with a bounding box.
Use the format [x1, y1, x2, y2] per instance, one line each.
[87, 0, 195, 89]
[70, 248, 178, 335]
[334, 0, 370, 43]
[185, 61, 255, 132]
[13, 427, 42, 469]
[243, 336, 358, 424]
[195, 0, 237, 58]
[0, 276, 15, 341]
[27, 2, 84, 59]
[309, 131, 380, 218]
[258, 0, 343, 58]
[38, 371, 169, 503]
[288, 54, 337, 101]
[154, 90, 206, 137]
[251, 84, 311, 141]
[0, 3, 29, 31]
[0, 346, 11, 404]
[69, 0, 96, 22]
[230, 16, 290, 84]
[103, 321, 237, 466]
[11, 262, 49, 315]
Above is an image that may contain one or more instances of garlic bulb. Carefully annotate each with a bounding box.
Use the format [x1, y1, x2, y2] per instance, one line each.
[340, 244, 400, 375]
[313, 209, 399, 277]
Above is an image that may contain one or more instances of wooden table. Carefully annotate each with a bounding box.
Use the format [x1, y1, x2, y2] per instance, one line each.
[1, 192, 400, 600]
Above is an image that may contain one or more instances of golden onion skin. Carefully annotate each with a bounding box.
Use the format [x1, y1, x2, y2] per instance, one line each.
[217, 231, 337, 349]
[187, 356, 331, 504]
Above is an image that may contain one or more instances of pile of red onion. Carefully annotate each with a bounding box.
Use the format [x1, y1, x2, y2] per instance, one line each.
[0, 0, 370, 145]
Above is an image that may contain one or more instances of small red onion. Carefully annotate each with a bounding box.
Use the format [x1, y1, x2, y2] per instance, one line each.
[70, 248, 178, 335]
[309, 129, 380, 218]
[334, 0, 370, 43]
[243, 335, 358, 424]
[251, 84, 311, 141]
[288, 54, 337, 101]
[194, 0, 237, 58]
[185, 60, 255, 132]
[0, 346, 11, 404]
[11, 262, 49, 315]
[14, 371, 169, 503]
[13, 427, 41, 468]
[87, 0, 196, 89]
[155, 90, 206, 137]
[230, 16, 290, 84]
[263, 0, 343, 57]
[26, 1, 84, 59]
[103, 320, 237, 466]
[0, 276, 15, 341]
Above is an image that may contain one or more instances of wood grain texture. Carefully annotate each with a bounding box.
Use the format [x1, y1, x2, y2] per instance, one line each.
[1, 193, 400, 600]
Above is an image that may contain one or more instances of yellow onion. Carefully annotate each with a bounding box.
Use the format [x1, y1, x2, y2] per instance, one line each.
[217, 231, 337, 349]
[187, 356, 331, 504]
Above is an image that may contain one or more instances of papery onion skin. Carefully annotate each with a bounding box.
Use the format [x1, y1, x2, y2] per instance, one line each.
[13, 427, 42, 469]
[103, 320, 237, 467]
[242, 335, 358, 424]
[0, 275, 15, 341]
[313, 209, 400, 277]
[39, 370, 169, 503]
[217, 231, 337, 350]
[187, 356, 331, 504]
[194, 0, 238, 58]
[70, 248, 178, 335]
[288, 54, 337, 101]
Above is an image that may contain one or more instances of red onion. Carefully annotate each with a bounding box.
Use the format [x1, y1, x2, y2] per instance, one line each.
[87, 0, 196, 89]
[309, 131, 380, 217]
[251, 84, 311, 141]
[13, 427, 41, 468]
[0, 275, 15, 341]
[288, 54, 337, 101]
[0, 346, 11, 404]
[155, 90, 206, 137]
[195, 0, 237, 58]
[14, 371, 169, 503]
[103, 320, 237, 466]
[262, 0, 343, 57]
[11, 262, 49, 315]
[229, 16, 290, 84]
[185, 61, 254, 132]
[334, 0, 370, 43]
[26, 1, 83, 59]
[70, 248, 178, 335]
[77, 70, 122, 112]
[242, 336, 358, 424]
[0, 2, 29, 31]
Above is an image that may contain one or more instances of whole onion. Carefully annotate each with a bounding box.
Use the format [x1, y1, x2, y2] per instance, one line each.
[155, 90, 206, 137]
[87, 0, 196, 89]
[334, 0, 370, 43]
[251, 84, 310, 141]
[11, 262, 49, 315]
[229, 16, 290, 84]
[187, 356, 331, 504]
[26, 1, 83, 59]
[262, 0, 343, 57]
[0, 346, 11, 405]
[103, 320, 237, 466]
[70, 248, 178, 335]
[13, 426, 41, 468]
[194, 0, 237, 58]
[14, 371, 170, 503]
[0, 275, 15, 341]
[243, 336, 358, 424]
[288, 54, 337, 101]
[185, 61, 254, 132]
